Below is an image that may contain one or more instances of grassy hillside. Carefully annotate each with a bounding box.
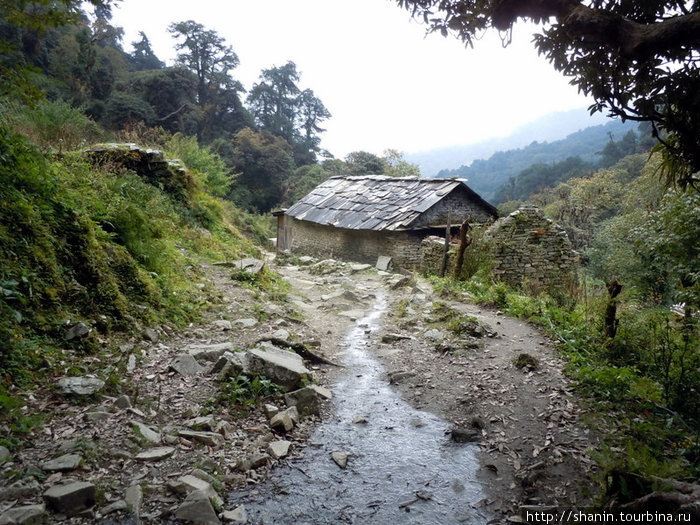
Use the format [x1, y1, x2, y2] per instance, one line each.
[0, 125, 268, 429]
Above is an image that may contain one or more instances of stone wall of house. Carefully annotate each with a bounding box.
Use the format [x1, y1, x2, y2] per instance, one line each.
[288, 218, 425, 269]
[420, 236, 452, 275]
[411, 186, 496, 228]
[483, 205, 578, 291]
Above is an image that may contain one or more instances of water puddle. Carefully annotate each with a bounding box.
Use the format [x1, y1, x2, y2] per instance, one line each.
[229, 292, 487, 524]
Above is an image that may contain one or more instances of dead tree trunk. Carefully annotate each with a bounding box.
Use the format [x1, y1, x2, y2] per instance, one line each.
[605, 278, 623, 339]
[452, 217, 472, 280]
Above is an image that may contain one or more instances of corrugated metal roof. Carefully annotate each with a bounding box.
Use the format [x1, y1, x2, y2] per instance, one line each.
[285, 175, 496, 231]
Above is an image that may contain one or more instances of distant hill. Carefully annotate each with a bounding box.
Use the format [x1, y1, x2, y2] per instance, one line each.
[405, 108, 611, 177]
[433, 119, 637, 200]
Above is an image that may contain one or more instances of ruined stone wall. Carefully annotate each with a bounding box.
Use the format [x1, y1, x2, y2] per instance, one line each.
[288, 218, 425, 269]
[483, 205, 578, 291]
[420, 236, 452, 275]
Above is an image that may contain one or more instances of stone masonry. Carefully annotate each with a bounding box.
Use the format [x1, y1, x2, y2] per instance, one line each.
[288, 218, 426, 269]
[483, 205, 578, 292]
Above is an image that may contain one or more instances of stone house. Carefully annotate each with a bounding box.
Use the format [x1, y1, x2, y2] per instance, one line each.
[274, 175, 499, 269]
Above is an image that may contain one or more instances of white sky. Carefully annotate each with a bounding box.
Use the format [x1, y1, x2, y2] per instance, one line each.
[109, 0, 594, 159]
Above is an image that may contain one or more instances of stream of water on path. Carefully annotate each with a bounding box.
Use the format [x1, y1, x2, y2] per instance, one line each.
[229, 292, 488, 524]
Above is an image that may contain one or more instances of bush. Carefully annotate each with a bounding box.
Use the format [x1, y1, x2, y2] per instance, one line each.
[1, 99, 104, 152]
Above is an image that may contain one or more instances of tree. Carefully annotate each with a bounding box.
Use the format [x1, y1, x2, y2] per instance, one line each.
[0, 0, 113, 101]
[248, 61, 301, 141]
[168, 20, 241, 107]
[167, 21, 248, 140]
[382, 149, 421, 177]
[345, 151, 385, 175]
[228, 127, 295, 212]
[248, 61, 331, 165]
[296, 88, 331, 150]
[128, 32, 164, 71]
[396, 0, 700, 188]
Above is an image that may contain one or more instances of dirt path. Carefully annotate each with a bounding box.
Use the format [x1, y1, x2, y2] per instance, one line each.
[0, 255, 598, 524]
[275, 258, 599, 521]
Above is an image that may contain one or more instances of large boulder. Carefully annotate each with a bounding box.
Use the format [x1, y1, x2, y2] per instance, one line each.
[43, 482, 95, 515]
[245, 343, 310, 390]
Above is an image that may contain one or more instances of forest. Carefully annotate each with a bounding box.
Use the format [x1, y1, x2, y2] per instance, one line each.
[1, 0, 698, 519]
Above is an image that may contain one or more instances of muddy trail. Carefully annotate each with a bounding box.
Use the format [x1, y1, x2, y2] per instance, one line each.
[229, 259, 598, 524]
[229, 291, 485, 524]
[0, 256, 597, 524]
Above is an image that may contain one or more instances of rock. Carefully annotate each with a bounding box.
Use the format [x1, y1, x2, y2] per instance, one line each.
[331, 451, 348, 469]
[191, 469, 215, 484]
[424, 329, 445, 341]
[388, 371, 416, 384]
[114, 395, 131, 409]
[233, 318, 258, 328]
[381, 333, 413, 343]
[65, 322, 90, 341]
[267, 440, 291, 459]
[185, 416, 216, 431]
[231, 258, 265, 276]
[514, 353, 539, 371]
[124, 484, 142, 517]
[172, 475, 223, 507]
[0, 504, 45, 525]
[143, 327, 159, 343]
[284, 386, 321, 417]
[269, 411, 294, 433]
[284, 406, 299, 424]
[338, 310, 365, 320]
[55, 377, 104, 396]
[131, 421, 161, 444]
[134, 446, 175, 461]
[386, 274, 411, 289]
[0, 446, 9, 462]
[85, 411, 110, 422]
[41, 453, 82, 472]
[178, 430, 223, 447]
[263, 404, 279, 419]
[210, 351, 247, 378]
[221, 505, 248, 524]
[308, 259, 339, 275]
[349, 263, 372, 272]
[126, 354, 137, 374]
[269, 328, 290, 340]
[101, 499, 128, 516]
[375, 256, 393, 271]
[235, 454, 268, 472]
[169, 354, 204, 376]
[450, 427, 480, 443]
[309, 384, 332, 400]
[245, 343, 310, 390]
[188, 342, 235, 363]
[0, 479, 40, 502]
[215, 421, 234, 439]
[43, 481, 96, 515]
[212, 320, 232, 331]
[174, 490, 221, 525]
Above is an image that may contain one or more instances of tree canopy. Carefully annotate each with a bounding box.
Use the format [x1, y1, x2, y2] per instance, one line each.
[396, 0, 700, 188]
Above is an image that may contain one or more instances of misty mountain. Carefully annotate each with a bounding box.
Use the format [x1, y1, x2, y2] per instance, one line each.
[430, 118, 637, 199]
[405, 107, 612, 177]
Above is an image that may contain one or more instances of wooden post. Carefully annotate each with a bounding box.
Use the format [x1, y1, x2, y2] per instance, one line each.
[440, 211, 451, 277]
[453, 216, 472, 280]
